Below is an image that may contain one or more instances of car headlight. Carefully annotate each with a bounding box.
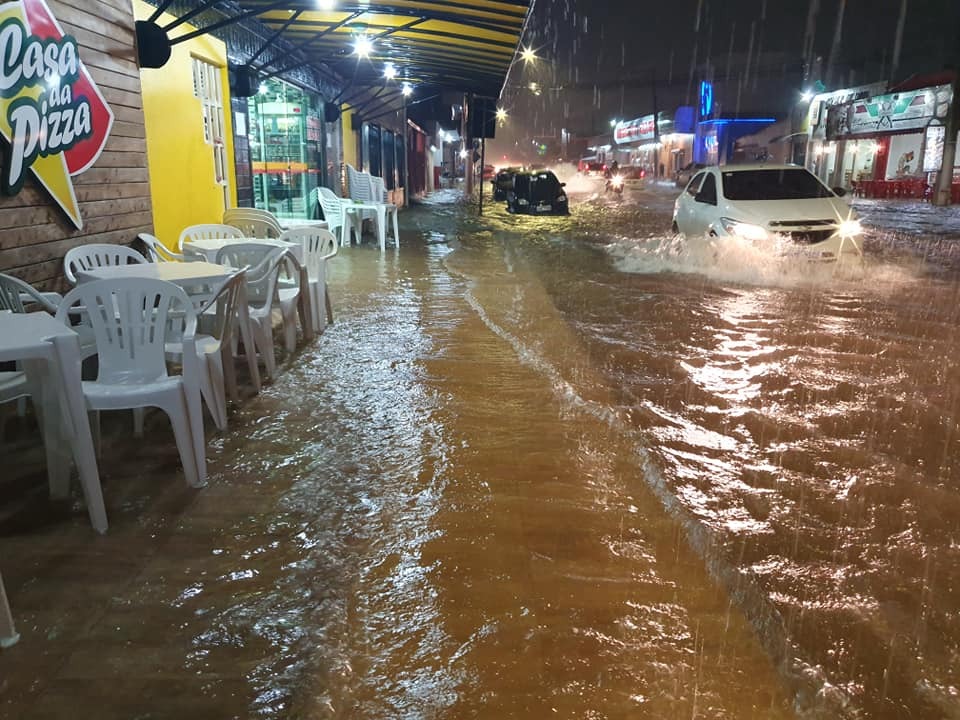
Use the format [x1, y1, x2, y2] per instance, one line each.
[719, 217, 768, 240]
[557, 194, 567, 202]
[518, 198, 529, 205]
[837, 219, 862, 237]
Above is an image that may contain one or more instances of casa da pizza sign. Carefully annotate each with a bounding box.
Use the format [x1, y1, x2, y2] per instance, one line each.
[0, 0, 113, 229]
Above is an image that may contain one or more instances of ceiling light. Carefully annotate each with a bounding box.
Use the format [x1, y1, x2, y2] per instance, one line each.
[496, 107, 508, 121]
[521, 46, 536, 63]
[401, 82, 412, 97]
[354, 34, 373, 57]
[316, 0, 335, 8]
[383, 63, 397, 79]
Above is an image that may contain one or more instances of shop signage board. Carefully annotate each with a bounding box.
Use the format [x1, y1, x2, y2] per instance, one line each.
[828, 84, 952, 138]
[614, 114, 656, 145]
[0, 0, 113, 229]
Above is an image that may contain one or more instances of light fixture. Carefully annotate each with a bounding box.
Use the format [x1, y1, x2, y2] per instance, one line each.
[383, 63, 397, 79]
[459, 149, 468, 159]
[801, 90, 814, 102]
[258, 83, 268, 94]
[521, 46, 536, 63]
[496, 107, 508, 122]
[610, 119, 618, 127]
[354, 34, 373, 57]
[401, 82, 412, 97]
[316, 0, 335, 8]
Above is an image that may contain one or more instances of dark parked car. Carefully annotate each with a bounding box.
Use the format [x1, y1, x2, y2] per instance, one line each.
[493, 166, 522, 200]
[506, 170, 569, 215]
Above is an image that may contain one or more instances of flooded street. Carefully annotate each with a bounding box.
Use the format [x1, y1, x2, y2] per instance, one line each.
[3, 183, 960, 719]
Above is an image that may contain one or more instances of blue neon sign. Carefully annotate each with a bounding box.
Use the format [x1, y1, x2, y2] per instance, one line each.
[699, 81, 713, 120]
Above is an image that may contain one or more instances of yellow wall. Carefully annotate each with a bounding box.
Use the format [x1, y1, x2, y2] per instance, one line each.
[341, 105, 358, 170]
[134, 0, 237, 249]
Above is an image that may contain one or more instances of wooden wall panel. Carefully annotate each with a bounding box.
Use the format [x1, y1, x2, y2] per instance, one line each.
[0, 0, 152, 291]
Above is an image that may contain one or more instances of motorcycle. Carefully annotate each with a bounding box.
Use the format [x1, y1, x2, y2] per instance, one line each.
[605, 173, 624, 197]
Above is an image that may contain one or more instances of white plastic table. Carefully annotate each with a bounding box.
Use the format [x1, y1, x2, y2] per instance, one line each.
[75, 261, 235, 286]
[0, 312, 110, 647]
[181, 238, 302, 264]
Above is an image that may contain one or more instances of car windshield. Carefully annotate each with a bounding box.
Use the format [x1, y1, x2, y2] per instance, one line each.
[721, 169, 833, 200]
[530, 173, 561, 202]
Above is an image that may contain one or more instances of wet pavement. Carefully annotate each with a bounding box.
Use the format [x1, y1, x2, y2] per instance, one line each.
[3, 183, 960, 718]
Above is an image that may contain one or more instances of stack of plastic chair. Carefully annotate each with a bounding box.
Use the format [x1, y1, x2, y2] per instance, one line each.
[63, 244, 148, 284]
[55, 278, 207, 488]
[223, 208, 284, 238]
[177, 223, 244, 252]
[279, 227, 336, 332]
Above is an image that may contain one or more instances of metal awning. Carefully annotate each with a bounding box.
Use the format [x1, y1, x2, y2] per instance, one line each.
[145, 1, 535, 117]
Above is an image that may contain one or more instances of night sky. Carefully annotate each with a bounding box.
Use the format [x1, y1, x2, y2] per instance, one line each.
[493, 0, 960, 150]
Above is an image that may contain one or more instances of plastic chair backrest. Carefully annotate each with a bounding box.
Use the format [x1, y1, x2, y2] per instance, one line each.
[0, 272, 58, 314]
[316, 187, 346, 231]
[197, 269, 245, 345]
[346, 164, 373, 203]
[64, 244, 148, 284]
[136, 233, 183, 263]
[178, 223, 245, 251]
[279, 227, 336, 280]
[215, 244, 286, 305]
[56, 278, 195, 384]
[223, 209, 283, 238]
[370, 176, 389, 203]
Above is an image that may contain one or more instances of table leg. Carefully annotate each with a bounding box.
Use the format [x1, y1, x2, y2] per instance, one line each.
[0, 571, 18, 648]
[23, 358, 72, 499]
[47, 334, 107, 534]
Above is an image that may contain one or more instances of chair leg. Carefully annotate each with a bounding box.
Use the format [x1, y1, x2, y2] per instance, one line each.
[376, 207, 386, 252]
[251, 317, 276, 379]
[282, 303, 299, 353]
[133, 407, 145, 437]
[162, 388, 202, 488]
[221, 343, 239, 404]
[324, 284, 334, 326]
[391, 209, 399, 249]
[235, 301, 261, 393]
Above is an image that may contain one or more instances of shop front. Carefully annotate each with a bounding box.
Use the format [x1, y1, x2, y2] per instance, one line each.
[815, 79, 957, 196]
[244, 78, 335, 221]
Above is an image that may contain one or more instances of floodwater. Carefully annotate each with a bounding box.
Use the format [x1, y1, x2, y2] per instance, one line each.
[2, 182, 959, 719]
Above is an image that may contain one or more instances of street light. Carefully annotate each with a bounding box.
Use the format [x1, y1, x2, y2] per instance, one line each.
[496, 107, 508, 122]
[401, 81, 413, 97]
[521, 46, 537, 63]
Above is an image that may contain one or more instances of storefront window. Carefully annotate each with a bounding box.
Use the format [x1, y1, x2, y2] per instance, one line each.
[384, 130, 396, 189]
[247, 78, 322, 220]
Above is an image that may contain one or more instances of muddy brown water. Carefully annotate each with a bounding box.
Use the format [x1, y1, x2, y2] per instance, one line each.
[2, 184, 958, 719]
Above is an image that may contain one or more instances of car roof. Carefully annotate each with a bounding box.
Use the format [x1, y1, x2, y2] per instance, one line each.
[714, 163, 807, 172]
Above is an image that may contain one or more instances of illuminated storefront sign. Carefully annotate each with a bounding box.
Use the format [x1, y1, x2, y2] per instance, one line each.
[0, 0, 113, 229]
[699, 81, 713, 120]
[614, 114, 656, 144]
[827, 84, 952, 139]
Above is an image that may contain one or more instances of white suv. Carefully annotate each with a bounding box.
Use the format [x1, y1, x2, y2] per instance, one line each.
[672, 164, 863, 262]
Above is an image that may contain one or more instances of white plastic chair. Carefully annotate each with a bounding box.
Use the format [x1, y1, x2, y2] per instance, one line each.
[63, 244, 148, 285]
[166, 271, 246, 431]
[136, 233, 184, 262]
[178, 223, 244, 252]
[0, 271, 62, 314]
[55, 278, 207, 488]
[369, 176, 400, 250]
[216, 245, 302, 378]
[278, 227, 336, 332]
[223, 208, 283, 238]
[315, 186, 363, 248]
